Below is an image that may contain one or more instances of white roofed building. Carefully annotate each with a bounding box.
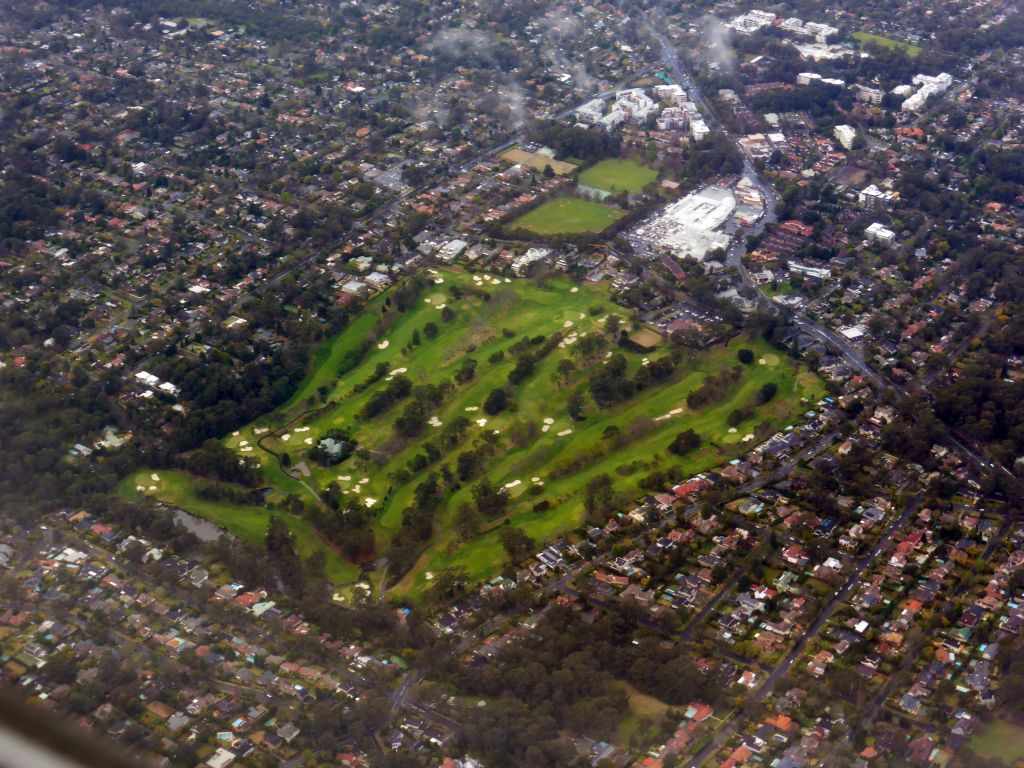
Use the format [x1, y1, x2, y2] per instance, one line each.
[614, 89, 659, 125]
[834, 124, 857, 150]
[630, 186, 736, 261]
[575, 98, 606, 125]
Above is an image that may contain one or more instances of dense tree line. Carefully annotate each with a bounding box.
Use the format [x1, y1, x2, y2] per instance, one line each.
[934, 350, 1024, 465]
[747, 82, 845, 118]
[452, 605, 724, 767]
[589, 353, 677, 407]
[529, 121, 622, 164]
[179, 441, 262, 485]
[686, 365, 743, 409]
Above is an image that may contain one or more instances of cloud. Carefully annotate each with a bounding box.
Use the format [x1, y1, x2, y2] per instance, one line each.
[540, 6, 596, 95]
[699, 14, 736, 71]
[426, 26, 496, 61]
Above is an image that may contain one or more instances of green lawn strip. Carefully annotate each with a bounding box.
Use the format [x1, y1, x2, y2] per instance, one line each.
[578, 159, 658, 194]
[118, 469, 359, 583]
[852, 31, 922, 57]
[512, 197, 624, 236]
[284, 308, 383, 409]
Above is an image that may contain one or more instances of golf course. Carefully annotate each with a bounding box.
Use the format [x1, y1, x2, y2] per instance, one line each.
[121, 268, 824, 599]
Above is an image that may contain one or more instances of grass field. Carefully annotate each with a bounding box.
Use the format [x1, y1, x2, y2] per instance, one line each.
[616, 681, 673, 743]
[128, 268, 823, 598]
[968, 720, 1024, 763]
[500, 148, 576, 176]
[578, 159, 658, 195]
[762, 281, 795, 297]
[852, 31, 922, 57]
[119, 470, 359, 583]
[511, 197, 624, 235]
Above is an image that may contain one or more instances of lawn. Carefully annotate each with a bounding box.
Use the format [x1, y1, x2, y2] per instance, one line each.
[128, 268, 824, 599]
[852, 31, 922, 58]
[119, 469, 359, 583]
[761, 280, 795, 297]
[578, 159, 658, 195]
[968, 720, 1024, 763]
[616, 681, 673, 743]
[511, 197, 624, 235]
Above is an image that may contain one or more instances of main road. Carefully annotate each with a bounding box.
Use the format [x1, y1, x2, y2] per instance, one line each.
[641, 17, 1013, 484]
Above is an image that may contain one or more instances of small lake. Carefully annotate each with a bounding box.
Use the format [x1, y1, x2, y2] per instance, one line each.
[173, 509, 235, 543]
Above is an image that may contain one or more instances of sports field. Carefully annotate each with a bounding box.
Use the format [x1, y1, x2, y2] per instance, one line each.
[127, 268, 823, 598]
[578, 159, 658, 194]
[511, 197, 624, 235]
[499, 148, 576, 176]
[852, 32, 922, 57]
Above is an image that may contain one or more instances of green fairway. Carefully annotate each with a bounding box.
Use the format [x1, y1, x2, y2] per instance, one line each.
[128, 268, 823, 599]
[852, 31, 922, 57]
[511, 197, 624, 235]
[119, 469, 359, 583]
[578, 159, 658, 195]
[968, 720, 1024, 763]
[396, 334, 822, 596]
